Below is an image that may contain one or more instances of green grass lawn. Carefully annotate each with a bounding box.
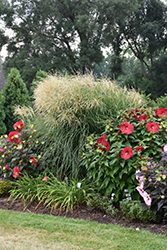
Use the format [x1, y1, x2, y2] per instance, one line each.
[0, 209, 166, 250]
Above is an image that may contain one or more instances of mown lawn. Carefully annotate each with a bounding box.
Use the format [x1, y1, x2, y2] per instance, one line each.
[0, 209, 166, 250]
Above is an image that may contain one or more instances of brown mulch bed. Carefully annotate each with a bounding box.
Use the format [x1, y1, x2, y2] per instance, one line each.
[0, 197, 166, 236]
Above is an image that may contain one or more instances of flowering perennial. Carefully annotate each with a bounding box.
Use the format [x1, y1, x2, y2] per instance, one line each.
[13, 121, 24, 132]
[8, 131, 20, 144]
[82, 107, 167, 201]
[13, 166, 20, 179]
[97, 134, 110, 151]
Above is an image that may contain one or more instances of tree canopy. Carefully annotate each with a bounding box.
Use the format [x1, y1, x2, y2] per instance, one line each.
[1, 0, 139, 87]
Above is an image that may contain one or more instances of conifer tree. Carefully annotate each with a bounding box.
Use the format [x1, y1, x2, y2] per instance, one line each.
[0, 92, 7, 135]
[2, 68, 30, 133]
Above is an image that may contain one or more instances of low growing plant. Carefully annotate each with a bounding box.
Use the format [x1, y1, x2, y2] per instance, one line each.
[9, 173, 96, 214]
[82, 107, 167, 201]
[37, 174, 96, 213]
[9, 173, 43, 209]
[120, 199, 157, 223]
[87, 193, 119, 217]
[0, 179, 11, 196]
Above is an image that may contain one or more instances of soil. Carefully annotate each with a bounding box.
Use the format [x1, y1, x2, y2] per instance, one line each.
[0, 197, 166, 236]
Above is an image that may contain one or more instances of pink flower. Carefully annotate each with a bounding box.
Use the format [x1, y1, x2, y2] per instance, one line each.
[0, 148, 5, 152]
[29, 156, 37, 167]
[136, 170, 144, 183]
[119, 122, 134, 135]
[13, 166, 20, 179]
[146, 121, 159, 133]
[144, 194, 152, 206]
[42, 176, 47, 182]
[13, 121, 24, 132]
[161, 195, 165, 199]
[136, 182, 151, 206]
[121, 146, 133, 160]
[8, 131, 20, 143]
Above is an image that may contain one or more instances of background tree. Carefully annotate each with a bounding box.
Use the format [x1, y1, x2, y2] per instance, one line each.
[2, 68, 30, 133]
[103, 0, 167, 98]
[1, 0, 139, 88]
[0, 92, 7, 135]
[0, 0, 14, 49]
[30, 69, 48, 103]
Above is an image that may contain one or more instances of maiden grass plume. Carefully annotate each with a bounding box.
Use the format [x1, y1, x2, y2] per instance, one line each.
[33, 74, 146, 129]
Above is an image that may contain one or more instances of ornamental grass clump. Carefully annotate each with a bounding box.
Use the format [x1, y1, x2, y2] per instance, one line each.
[82, 107, 167, 201]
[26, 74, 146, 178]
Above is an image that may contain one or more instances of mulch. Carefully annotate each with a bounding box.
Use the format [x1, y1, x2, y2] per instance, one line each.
[0, 197, 166, 236]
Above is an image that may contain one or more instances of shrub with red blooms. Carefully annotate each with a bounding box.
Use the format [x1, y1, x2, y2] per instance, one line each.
[0, 122, 50, 181]
[82, 107, 167, 201]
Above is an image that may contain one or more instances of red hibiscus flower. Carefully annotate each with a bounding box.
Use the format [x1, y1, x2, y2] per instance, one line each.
[0, 148, 5, 152]
[97, 134, 110, 151]
[97, 134, 107, 143]
[121, 146, 133, 160]
[146, 121, 159, 133]
[42, 176, 47, 182]
[13, 121, 24, 132]
[13, 166, 20, 179]
[5, 165, 10, 171]
[29, 156, 37, 167]
[8, 131, 20, 143]
[155, 108, 167, 118]
[119, 121, 134, 135]
[135, 146, 144, 152]
[139, 114, 147, 125]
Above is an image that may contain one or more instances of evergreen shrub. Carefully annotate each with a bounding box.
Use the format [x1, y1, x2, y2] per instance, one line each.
[2, 68, 30, 133]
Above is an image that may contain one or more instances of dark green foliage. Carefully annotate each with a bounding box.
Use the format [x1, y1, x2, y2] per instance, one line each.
[2, 68, 30, 133]
[120, 199, 157, 223]
[87, 193, 119, 216]
[0, 179, 11, 197]
[105, 0, 167, 98]
[0, 93, 7, 135]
